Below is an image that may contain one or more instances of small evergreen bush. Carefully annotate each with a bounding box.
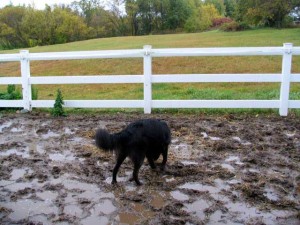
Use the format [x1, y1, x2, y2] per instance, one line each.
[0, 85, 22, 100]
[51, 89, 66, 117]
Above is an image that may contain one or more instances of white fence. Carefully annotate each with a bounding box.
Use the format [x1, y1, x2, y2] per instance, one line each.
[0, 43, 300, 115]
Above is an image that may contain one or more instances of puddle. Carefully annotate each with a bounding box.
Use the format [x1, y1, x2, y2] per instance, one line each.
[52, 176, 100, 192]
[132, 202, 155, 218]
[172, 143, 192, 158]
[150, 192, 166, 209]
[49, 151, 76, 161]
[117, 212, 140, 224]
[0, 121, 12, 132]
[81, 215, 109, 225]
[10, 168, 28, 180]
[0, 148, 30, 158]
[225, 155, 244, 165]
[2, 179, 42, 192]
[170, 190, 189, 201]
[36, 190, 58, 203]
[264, 187, 279, 201]
[64, 127, 75, 135]
[29, 215, 52, 225]
[179, 182, 219, 194]
[221, 163, 235, 171]
[64, 204, 84, 217]
[91, 199, 116, 215]
[11, 127, 23, 133]
[181, 160, 198, 166]
[28, 142, 45, 154]
[184, 199, 211, 220]
[41, 131, 60, 139]
[2, 199, 59, 221]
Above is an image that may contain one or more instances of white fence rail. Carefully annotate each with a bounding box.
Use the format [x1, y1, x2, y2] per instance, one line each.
[0, 43, 300, 115]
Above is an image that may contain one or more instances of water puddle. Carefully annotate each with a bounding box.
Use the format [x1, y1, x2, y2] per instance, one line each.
[81, 215, 109, 225]
[132, 202, 155, 218]
[0, 148, 30, 158]
[41, 131, 60, 139]
[91, 199, 116, 215]
[49, 151, 76, 161]
[36, 190, 58, 203]
[232, 136, 251, 145]
[201, 132, 221, 141]
[184, 199, 211, 220]
[264, 187, 279, 201]
[0, 121, 12, 132]
[2, 199, 59, 221]
[221, 163, 235, 171]
[170, 190, 189, 201]
[64, 127, 75, 135]
[2, 179, 42, 192]
[64, 204, 84, 217]
[225, 155, 244, 165]
[181, 160, 198, 166]
[117, 212, 140, 224]
[172, 143, 192, 158]
[11, 127, 23, 133]
[10, 168, 29, 180]
[150, 192, 166, 209]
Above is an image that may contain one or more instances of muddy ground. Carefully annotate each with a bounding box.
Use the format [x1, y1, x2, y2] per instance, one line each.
[0, 112, 299, 225]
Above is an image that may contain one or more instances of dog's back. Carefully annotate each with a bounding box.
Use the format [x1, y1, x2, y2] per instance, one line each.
[95, 119, 171, 185]
[123, 119, 171, 147]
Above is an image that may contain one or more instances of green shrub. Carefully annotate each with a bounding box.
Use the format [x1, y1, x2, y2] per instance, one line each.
[51, 89, 66, 117]
[220, 21, 250, 31]
[0, 85, 22, 100]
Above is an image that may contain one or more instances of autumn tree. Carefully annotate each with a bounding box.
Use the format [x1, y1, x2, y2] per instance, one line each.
[236, 0, 300, 27]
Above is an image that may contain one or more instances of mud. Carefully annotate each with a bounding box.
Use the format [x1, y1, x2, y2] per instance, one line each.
[0, 113, 299, 225]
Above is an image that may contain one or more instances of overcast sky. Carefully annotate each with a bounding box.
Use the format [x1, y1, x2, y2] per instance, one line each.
[0, 0, 85, 9]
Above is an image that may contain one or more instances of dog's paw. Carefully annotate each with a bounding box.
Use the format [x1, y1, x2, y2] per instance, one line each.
[136, 181, 143, 186]
[111, 180, 118, 185]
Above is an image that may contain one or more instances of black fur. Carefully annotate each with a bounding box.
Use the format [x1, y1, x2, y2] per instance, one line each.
[95, 119, 171, 185]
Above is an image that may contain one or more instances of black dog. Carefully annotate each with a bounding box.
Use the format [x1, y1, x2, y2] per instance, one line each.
[95, 119, 171, 185]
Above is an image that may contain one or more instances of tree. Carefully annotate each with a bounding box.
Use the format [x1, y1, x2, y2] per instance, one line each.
[185, 3, 221, 32]
[51, 89, 66, 117]
[236, 0, 300, 27]
[205, 0, 226, 16]
[125, 0, 139, 35]
[0, 6, 27, 48]
[224, 0, 237, 17]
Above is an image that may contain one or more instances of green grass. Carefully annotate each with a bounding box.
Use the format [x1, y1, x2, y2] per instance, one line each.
[0, 28, 300, 114]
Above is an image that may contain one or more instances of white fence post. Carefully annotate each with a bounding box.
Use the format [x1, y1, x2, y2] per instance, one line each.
[279, 43, 293, 116]
[20, 50, 32, 111]
[143, 45, 152, 114]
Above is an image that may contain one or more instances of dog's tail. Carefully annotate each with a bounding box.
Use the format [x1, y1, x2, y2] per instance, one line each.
[95, 129, 116, 151]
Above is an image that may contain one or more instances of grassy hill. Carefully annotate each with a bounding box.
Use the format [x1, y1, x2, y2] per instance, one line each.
[1, 28, 300, 110]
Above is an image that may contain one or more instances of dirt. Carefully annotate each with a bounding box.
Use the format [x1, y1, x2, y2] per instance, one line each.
[0, 112, 299, 225]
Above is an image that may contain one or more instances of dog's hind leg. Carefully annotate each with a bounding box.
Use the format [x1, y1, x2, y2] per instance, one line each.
[112, 152, 127, 184]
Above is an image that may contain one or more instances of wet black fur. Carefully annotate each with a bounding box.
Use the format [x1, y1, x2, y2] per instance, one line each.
[95, 119, 171, 185]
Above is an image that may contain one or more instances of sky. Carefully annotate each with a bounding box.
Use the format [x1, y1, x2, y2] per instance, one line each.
[0, 0, 84, 9]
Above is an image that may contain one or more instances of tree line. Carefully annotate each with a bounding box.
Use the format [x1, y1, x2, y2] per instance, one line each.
[0, 0, 299, 49]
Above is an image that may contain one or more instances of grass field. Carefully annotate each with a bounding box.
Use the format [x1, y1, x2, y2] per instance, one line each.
[0, 28, 300, 113]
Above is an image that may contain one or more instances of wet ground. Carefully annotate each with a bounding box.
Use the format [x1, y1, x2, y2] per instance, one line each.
[0, 112, 299, 225]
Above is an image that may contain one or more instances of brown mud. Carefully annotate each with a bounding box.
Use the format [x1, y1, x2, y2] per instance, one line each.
[0, 113, 299, 225]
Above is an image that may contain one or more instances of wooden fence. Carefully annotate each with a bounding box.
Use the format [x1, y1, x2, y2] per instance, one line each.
[0, 43, 300, 115]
